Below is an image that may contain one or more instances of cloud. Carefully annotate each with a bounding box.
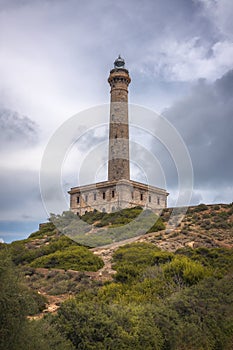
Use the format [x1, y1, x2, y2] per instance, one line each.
[0, 108, 38, 149]
[1, 0, 232, 125]
[0, 168, 45, 221]
[0, 0, 232, 241]
[143, 38, 233, 82]
[163, 69, 233, 201]
[198, 0, 233, 39]
[0, 108, 45, 224]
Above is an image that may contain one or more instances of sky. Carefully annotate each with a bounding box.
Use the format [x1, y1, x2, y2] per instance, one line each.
[0, 0, 233, 242]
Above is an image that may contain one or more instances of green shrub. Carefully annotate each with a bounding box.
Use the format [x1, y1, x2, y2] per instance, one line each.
[28, 222, 56, 239]
[163, 256, 210, 286]
[175, 247, 233, 275]
[147, 217, 165, 233]
[30, 246, 104, 271]
[192, 203, 208, 212]
[8, 235, 80, 265]
[55, 300, 164, 350]
[113, 243, 174, 283]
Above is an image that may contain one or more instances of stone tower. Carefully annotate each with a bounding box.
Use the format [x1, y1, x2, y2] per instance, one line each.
[69, 56, 168, 215]
[108, 55, 131, 181]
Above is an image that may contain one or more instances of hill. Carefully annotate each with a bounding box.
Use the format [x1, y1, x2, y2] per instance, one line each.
[0, 203, 233, 349]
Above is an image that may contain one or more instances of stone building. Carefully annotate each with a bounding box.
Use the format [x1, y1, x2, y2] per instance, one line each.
[69, 56, 168, 215]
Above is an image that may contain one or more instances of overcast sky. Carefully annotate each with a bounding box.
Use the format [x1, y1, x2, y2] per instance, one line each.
[0, 0, 233, 242]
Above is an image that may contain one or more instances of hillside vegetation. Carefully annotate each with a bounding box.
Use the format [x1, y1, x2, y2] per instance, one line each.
[0, 203, 232, 349]
[49, 207, 165, 247]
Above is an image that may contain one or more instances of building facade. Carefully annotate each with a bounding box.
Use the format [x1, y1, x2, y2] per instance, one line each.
[69, 56, 168, 215]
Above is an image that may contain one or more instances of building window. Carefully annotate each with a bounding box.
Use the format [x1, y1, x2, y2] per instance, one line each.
[77, 196, 80, 204]
[140, 193, 143, 201]
[102, 208, 106, 213]
[112, 206, 115, 212]
[94, 193, 97, 200]
[112, 190, 115, 198]
[103, 192, 106, 200]
[157, 197, 160, 205]
[149, 195, 151, 203]
[131, 191, 134, 199]
[85, 195, 88, 202]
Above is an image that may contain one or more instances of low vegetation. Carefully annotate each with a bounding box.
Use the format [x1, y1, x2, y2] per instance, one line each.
[0, 203, 233, 349]
[2, 224, 103, 271]
[30, 246, 104, 271]
[54, 242, 233, 349]
[50, 208, 166, 247]
[0, 249, 74, 350]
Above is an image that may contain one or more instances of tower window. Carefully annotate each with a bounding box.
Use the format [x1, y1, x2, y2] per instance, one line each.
[140, 193, 143, 201]
[131, 192, 134, 199]
[77, 196, 80, 204]
[85, 195, 88, 202]
[149, 195, 151, 203]
[94, 193, 97, 201]
[115, 134, 117, 139]
[112, 190, 115, 198]
[103, 192, 106, 200]
[157, 197, 160, 205]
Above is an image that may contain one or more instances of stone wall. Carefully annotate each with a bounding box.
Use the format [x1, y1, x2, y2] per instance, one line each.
[69, 180, 168, 216]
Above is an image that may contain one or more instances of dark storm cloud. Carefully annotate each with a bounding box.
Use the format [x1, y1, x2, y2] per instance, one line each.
[163, 69, 233, 189]
[0, 108, 38, 148]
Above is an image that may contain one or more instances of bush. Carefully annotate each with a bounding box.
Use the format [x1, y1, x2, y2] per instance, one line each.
[147, 217, 165, 233]
[113, 243, 174, 283]
[192, 203, 208, 212]
[28, 222, 56, 239]
[175, 247, 233, 275]
[30, 246, 104, 271]
[8, 235, 80, 265]
[163, 256, 210, 286]
[55, 300, 164, 350]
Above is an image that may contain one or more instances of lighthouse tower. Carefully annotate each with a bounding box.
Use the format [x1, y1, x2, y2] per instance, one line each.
[108, 55, 131, 181]
[69, 56, 168, 215]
